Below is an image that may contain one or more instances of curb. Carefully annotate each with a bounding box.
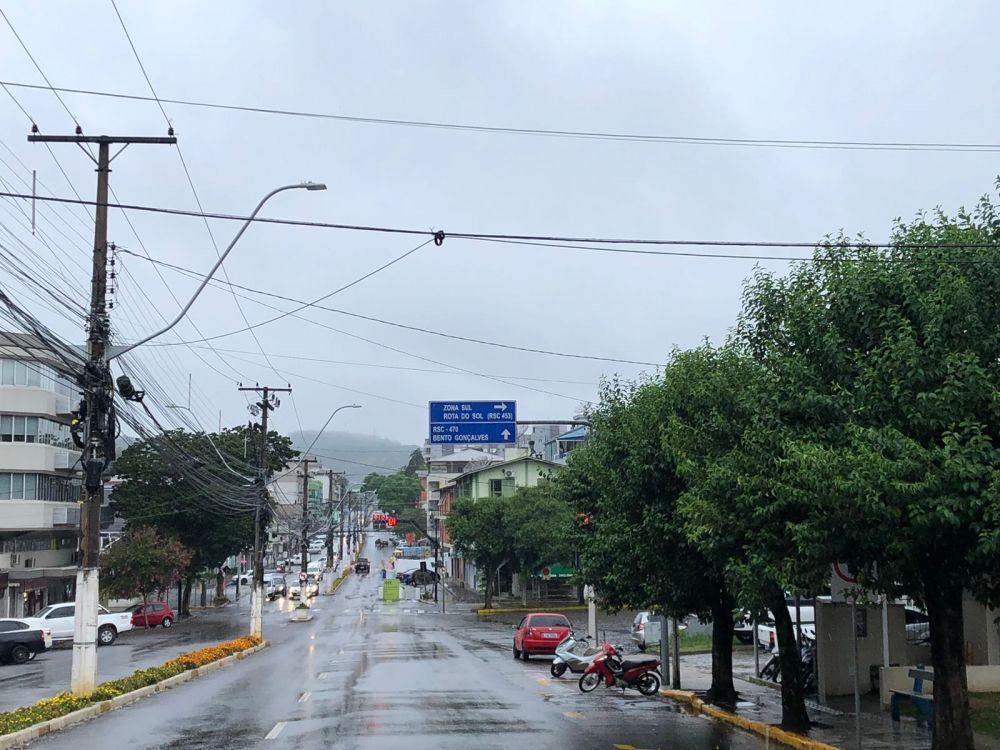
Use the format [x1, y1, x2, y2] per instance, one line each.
[659, 689, 839, 750]
[476, 605, 589, 616]
[0, 642, 269, 750]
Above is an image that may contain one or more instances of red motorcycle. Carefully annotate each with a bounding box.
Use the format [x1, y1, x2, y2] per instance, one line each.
[578, 642, 661, 695]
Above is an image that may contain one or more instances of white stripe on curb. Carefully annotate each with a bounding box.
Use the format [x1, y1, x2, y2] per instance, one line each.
[264, 721, 287, 740]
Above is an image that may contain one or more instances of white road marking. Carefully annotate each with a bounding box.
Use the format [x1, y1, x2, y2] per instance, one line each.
[317, 672, 330, 680]
[298, 692, 311, 703]
[265, 722, 287, 740]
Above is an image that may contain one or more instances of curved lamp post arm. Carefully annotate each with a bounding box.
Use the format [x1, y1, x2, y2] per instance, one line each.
[110, 181, 326, 361]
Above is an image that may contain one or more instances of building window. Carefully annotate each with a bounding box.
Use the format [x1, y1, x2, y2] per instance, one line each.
[0, 473, 80, 502]
[0, 359, 73, 394]
[489, 479, 503, 497]
[0, 415, 72, 447]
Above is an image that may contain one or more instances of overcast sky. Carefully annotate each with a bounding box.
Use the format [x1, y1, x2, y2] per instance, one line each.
[2, 1, 999, 448]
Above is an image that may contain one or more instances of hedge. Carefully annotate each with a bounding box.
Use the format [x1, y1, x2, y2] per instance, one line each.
[0, 635, 261, 736]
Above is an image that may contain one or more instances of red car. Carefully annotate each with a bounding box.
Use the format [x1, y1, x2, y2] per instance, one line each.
[130, 601, 175, 628]
[512, 612, 572, 660]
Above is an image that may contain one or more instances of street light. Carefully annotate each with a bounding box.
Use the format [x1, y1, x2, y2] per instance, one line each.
[295, 405, 361, 596]
[109, 182, 326, 361]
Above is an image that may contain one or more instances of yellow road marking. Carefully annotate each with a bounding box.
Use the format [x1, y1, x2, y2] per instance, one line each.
[563, 711, 585, 720]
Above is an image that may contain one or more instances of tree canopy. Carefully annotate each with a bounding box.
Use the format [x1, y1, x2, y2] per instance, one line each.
[101, 525, 191, 610]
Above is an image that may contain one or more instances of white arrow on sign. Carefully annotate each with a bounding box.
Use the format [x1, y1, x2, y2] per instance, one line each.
[500, 429, 511, 440]
[494, 403, 507, 410]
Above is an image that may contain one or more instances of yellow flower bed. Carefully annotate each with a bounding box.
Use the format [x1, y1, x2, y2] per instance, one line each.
[0, 635, 261, 737]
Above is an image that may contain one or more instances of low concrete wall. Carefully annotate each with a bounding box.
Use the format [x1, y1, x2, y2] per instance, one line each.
[879, 665, 1000, 706]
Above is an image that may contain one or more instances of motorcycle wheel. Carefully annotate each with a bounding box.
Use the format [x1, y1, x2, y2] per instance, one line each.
[636, 671, 660, 696]
[551, 662, 568, 678]
[579, 672, 601, 693]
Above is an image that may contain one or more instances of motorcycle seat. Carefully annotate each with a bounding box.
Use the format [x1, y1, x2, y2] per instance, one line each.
[619, 655, 659, 670]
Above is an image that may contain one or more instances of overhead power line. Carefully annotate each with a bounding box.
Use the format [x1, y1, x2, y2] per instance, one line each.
[1, 79, 999, 153]
[118, 248, 658, 367]
[6, 191, 1000, 256]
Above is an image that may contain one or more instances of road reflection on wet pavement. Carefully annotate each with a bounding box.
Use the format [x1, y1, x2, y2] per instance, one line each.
[21, 536, 769, 749]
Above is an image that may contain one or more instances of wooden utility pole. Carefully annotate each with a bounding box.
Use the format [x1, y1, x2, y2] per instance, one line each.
[300, 457, 315, 594]
[28, 132, 175, 697]
[238, 384, 291, 638]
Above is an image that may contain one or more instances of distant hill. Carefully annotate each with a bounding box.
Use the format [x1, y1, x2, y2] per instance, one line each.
[290, 430, 419, 479]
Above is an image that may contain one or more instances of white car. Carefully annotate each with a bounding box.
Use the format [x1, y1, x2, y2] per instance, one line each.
[19, 603, 133, 646]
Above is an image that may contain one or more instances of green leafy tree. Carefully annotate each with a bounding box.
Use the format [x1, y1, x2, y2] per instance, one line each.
[505, 485, 576, 605]
[560, 375, 739, 704]
[664, 345, 824, 724]
[112, 427, 297, 614]
[403, 449, 426, 476]
[101, 525, 192, 624]
[448, 495, 515, 609]
[362, 471, 421, 514]
[737, 193, 1000, 749]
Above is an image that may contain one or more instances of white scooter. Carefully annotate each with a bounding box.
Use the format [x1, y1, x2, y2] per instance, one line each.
[550, 634, 604, 678]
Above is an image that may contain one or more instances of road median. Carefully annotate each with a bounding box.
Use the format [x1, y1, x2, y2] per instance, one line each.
[0, 636, 266, 749]
[477, 604, 589, 616]
[660, 689, 839, 750]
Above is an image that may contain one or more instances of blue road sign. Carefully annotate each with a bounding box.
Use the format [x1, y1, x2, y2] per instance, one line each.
[428, 400, 517, 444]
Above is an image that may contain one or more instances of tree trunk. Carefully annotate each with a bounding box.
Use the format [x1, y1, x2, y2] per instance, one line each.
[521, 572, 529, 606]
[707, 592, 738, 706]
[181, 578, 193, 618]
[770, 588, 810, 732]
[483, 568, 493, 609]
[924, 576, 974, 750]
[216, 570, 224, 599]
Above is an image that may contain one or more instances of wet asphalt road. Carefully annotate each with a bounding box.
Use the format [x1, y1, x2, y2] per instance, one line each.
[21, 536, 769, 750]
[0, 604, 247, 713]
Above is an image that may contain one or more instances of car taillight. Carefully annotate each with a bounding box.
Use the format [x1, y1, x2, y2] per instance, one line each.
[637, 623, 645, 631]
[769, 632, 775, 647]
[526, 628, 534, 637]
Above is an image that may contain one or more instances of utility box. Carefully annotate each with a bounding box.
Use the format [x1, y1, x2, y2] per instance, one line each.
[816, 600, 906, 700]
[382, 578, 400, 602]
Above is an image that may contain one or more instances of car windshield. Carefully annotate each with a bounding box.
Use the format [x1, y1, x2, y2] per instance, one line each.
[34, 606, 56, 618]
[531, 616, 569, 627]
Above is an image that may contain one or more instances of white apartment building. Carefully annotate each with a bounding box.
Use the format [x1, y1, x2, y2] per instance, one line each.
[0, 333, 82, 618]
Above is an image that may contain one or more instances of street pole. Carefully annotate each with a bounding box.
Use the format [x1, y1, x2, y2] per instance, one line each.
[29, 132, 176, 697]
[238, 384, 291, 639]
[671, 618, 682, 689]
[300, 458, 314, 602]
[586, 585, 597, 642]
[660, 614, 671, 687]
[325, 470, 335, 568]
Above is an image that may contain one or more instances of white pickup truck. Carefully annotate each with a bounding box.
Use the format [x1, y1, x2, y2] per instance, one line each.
[20, 602, 134, 646]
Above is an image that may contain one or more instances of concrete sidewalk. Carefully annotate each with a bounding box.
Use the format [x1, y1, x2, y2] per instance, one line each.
[669, 651, 935, 749]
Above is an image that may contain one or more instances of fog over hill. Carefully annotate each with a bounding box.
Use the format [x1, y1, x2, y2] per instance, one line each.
[290, 430, 419, 481]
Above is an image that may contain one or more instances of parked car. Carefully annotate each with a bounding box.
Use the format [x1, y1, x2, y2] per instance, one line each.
[128, 601, 175, 628]
[0, 620, 51, 664]
[19, 603, 133, 646]
[631, 612, 663, 651]
[512, 613, 572, 660]
[906, 607, 930, 644]
[754, 597, 817, 650]
[0, 619, 52, 654]
[266, 575, 287, 600]
[733, 611, 755, 644]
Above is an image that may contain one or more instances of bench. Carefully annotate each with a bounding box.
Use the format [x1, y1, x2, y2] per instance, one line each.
[890, 667, 934, 729]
